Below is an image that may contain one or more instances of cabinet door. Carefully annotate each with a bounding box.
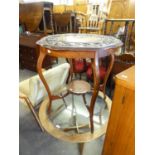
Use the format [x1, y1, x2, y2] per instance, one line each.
[102, 84, 135, 155]
[108, 0, 135, 19]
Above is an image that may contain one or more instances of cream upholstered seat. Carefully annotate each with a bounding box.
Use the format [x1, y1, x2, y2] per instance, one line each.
[19, 63, 70, 131]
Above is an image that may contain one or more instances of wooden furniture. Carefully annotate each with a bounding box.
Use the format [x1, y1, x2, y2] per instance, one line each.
[67, 80, 91, 133]
[19, 63, 70, 132]
[52, 0, 134, 19]
[69, 58, 87, 79]
[112, 53, 135, 74]
[78, 0, 112, 35]
[102, 66, 135, 155]
[86, 56, 113, 88]
[79, 14, 103, 34]
[68, 80, 91, 96]
[19, 2, 53, 34]
[39, 91, 112, 155]
[19, 93, 44, 132]
[36, 33, 122, 133]
[103, 19, 135, 53]
[19, 2, 43, 32]
[52, 12, 76, 34]
[109, 53, 135, 96]
[68, 80, 91, 106]
[108, 0, 135, 19]
[38, 2, 54, 34]
[19, 33, 54, 72]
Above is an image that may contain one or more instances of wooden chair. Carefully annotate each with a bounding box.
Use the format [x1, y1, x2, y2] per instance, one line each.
[71, 59, 88, 79]
[73, 13, 101, 78]
[103, 19, 135, 53]
[76, 11, 87, 28]
[75, 13, 105, 77]
[79, 14, 104, 34]
[19, 63, 70, 131]
[86, 56, 113, 89]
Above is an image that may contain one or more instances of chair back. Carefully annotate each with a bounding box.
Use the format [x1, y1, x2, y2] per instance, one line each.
[28, 63, 70, 105]
[103, 19, 135, 53]
[76, 12, 87, 27]
[87, 15, 100, 28]
[80, 14, 104, 34]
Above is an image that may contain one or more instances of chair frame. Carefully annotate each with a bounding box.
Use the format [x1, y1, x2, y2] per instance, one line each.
[19, 95, 44, 132]
[20, 63, 71, 131]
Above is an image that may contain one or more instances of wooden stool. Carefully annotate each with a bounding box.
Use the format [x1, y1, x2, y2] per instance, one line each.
[68, 80, 91, 133]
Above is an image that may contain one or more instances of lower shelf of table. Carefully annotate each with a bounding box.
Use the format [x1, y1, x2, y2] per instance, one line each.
[39, 91, 112, 143]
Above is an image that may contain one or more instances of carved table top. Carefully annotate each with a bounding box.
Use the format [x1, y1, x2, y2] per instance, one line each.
[36, 33, 123, 134]
[36, 33, 123, 51]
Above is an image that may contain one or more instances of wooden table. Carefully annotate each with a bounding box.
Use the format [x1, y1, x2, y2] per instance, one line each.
[36, 33, 123, 133]
[39, 91, 112, 154]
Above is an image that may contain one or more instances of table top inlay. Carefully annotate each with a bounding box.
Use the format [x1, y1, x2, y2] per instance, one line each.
[36, 33, 123, 51]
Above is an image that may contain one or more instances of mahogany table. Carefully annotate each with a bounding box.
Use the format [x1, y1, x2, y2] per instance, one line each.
[36, 33, 122, 133]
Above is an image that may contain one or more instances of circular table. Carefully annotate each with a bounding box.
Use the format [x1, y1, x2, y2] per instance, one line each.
[36, 33, 122, 133]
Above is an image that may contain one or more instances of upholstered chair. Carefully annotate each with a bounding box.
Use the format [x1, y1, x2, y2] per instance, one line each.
[72, 59, 88, 79]
[19, 63, 70, 131]
[86, 63, 107, 83]
[86, 56, 110, 84]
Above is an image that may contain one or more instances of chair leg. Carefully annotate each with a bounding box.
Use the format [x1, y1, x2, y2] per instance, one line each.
[82, 94, 87, 106]
[78, 143, 84, 155]
[71, 94, 76, 124]
[56, 58, 58, 64]
[71, 94, 79, 133]
[99, 108, 103, 125]
[47, 101, 52, 115]
[103, 95, 108, 109]
[61, 95, 67, 108]
[20, 97, 44, 132]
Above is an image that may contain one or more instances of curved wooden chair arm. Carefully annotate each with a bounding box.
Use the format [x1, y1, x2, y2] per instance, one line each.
[19, 92, 28, 103]
[19, 92, 44, 132]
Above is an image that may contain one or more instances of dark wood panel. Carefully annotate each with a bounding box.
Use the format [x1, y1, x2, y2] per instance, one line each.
[19, 33, 55, 72]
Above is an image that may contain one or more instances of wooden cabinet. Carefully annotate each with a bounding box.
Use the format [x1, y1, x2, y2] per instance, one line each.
[102, 66, 135, 155]
[108, 0, 135, 19]
[19, 34, 54, 72]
